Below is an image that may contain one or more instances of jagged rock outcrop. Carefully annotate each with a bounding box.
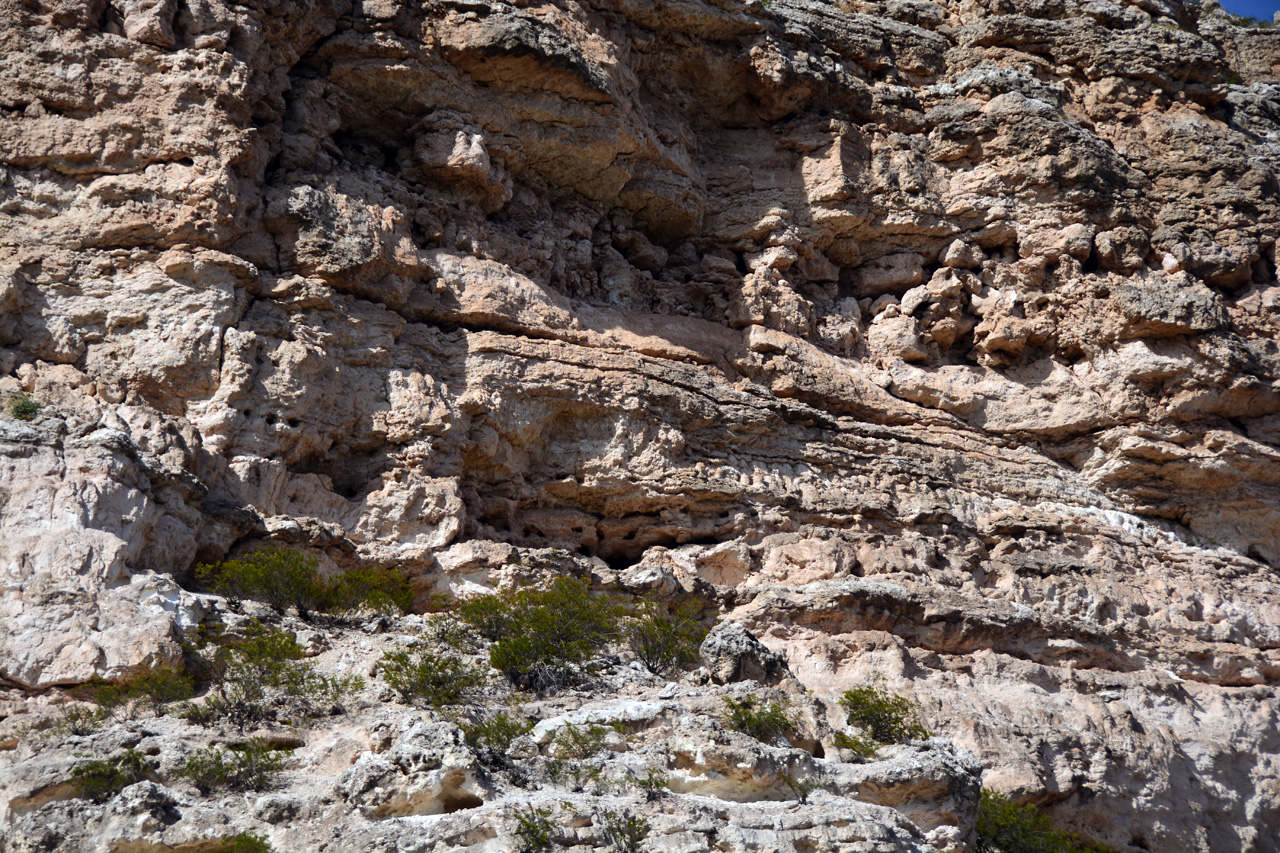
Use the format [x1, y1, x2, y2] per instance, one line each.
[2, 0, 1279, 849]
[699, 620, 796, 686]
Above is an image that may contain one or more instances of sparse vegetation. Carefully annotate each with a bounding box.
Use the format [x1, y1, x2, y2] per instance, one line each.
[624, 598, 707, 676]
[546, 758, 605, 791]
[512, 804, 556, 852]
[458, 577, 626, 692]
[633, 766, 669, 801]
[722, 694, 797, 744]
[197, 546, 413, 620]
[219, 834, 277, 853]
[71, 748, 153, 802]
[188, 620, 362, 727]
[6, 393, 41, 420]
[835, 682, 931, 759]
[602, 810, 650, 853]
[86, 664, 195, 718]
[48, 703, 112, 737]
[549, 722, 612, 760]
[176, 737, 287, 795]
[976, 789, 1107, 853]
[379, 648, 485, 708]
[545, 723, 614, 791]
[320, 565, 414, 615]
[462, 710, 534, 753]
[1220, 11, 1275, 28]
[782, 772, 818, 804]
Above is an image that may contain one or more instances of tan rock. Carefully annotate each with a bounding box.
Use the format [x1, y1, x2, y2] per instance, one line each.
[3, 0, 1280, 848]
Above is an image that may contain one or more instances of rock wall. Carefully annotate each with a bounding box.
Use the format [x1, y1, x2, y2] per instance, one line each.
[1, 0, 1279, 849]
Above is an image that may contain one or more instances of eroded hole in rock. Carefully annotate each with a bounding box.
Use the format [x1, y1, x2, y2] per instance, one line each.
[291, 448, 392, 500]
[438, 790, 484, 813]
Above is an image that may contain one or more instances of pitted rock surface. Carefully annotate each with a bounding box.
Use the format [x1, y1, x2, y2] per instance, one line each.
[2, 0, 1280, 849]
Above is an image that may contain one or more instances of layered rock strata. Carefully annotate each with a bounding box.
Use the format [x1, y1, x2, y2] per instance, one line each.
[2, 0, 1280, 849]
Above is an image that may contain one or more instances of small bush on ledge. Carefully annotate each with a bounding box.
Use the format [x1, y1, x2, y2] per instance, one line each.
[512, 805, 556, 852]
[71, 748, 153, 802]
[6, 393, 41, 421]
[458, 577, 625, 692]
[321, 565, 414, 615]
[197, 546, 415, 620]
[722, 694, 797, 744]
[461, 710, 534, 753]
[834, 682, 931, 759]
[976, 789, 1107, 853]
[625, 597, 707, 676]
[85, 664, 195, 718]
[379, 648, 486, 708]
[219, 834, 277, 853]
[197, 546, 326, 618]
[176, 737, 286, 794]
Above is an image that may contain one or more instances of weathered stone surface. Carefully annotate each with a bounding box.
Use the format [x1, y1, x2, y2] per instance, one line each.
[334, 720, 490, 817]
[2, 0, 1279, 848]
[700, 621, 795, 687]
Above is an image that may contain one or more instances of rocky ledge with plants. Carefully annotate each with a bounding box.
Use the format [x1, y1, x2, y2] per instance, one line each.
[1, 552, 1005, 852]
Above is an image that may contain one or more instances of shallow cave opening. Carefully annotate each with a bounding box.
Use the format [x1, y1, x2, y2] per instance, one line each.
[438, 790, 484, 813]
[595, 550, 635, 572]
[290, 448, 392, 500]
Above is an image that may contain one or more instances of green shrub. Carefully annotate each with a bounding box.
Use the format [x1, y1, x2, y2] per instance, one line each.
[976, 789, 1105, 853]
[835, 683, 931, 759]
[176, 737, 286, 794]
[544, 722, 613, 792]
[633, 766, 669, 801]
[425, 613, 483, 653]
[198, 546, 325, 618]
[462, 710, 534, 753]
[512, 805, 555, 851]
[48, 703, 111, 737]
[549, 722, 610, 760]
[220, 834, 276, 853]
[379, 648, 485, 707]
[722, 695, 796, 743]
[71, 748, 152, 802]
[459, 577, 626, 692]
[455, 592, 512, 641]
[7, 393, 41, 421]
[197, 620, 362, 726]
[602, 810, 650, 853]
[320, 566, 414, 615]
[831, 731, 881, 760]
[87, 665, 195, 717]
[199, 547, 415, 620]
[625, 598, 707, 676]
[216, 621, 305, 689]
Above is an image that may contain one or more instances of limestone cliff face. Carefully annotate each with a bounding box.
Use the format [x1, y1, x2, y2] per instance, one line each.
[1, 0, 1279, 849]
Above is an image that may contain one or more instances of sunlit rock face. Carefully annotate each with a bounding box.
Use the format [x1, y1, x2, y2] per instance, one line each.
[1, 0, 1279, 849]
